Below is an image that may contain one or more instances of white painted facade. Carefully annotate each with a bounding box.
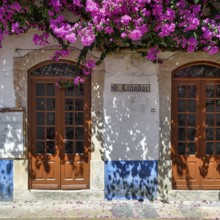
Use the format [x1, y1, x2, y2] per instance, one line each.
[1, 29, 220, 201]
[104, 54, 159, 161]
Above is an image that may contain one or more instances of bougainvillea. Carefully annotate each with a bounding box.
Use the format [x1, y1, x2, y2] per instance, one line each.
[0, 0, 219, 80]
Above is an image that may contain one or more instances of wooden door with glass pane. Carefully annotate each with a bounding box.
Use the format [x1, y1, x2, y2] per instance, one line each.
[172, 80, 201, 189]
[60, 79, 91, 189]
[201, 81, 220, 189]
[172, 64, 220, 190]
[29, 64, 91, 190]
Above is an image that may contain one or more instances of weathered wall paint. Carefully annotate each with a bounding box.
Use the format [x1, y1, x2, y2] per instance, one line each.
[1, 29, 220, 202]
[105, 160, 158, 200]
[103, 54, 159, 161]
[0, 160, 13, 201]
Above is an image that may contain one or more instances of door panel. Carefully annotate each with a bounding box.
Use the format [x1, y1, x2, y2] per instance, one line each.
[201, 81, 220, 189]
[29, 73, 91, 190]
[172, 81, 201, 189]
[60, 80, 90, 189]
[30, 80, 60, 189]
[172, 77, 220, 189]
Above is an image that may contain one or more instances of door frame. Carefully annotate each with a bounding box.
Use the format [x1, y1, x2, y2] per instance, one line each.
[171, 61, 220, 190]
[27, 60, 91, 189]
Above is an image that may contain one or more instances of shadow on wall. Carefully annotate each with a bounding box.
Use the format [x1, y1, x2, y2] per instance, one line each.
[97, 88, 159, 200]
[158, 112, 172, 201]
[102, 94, 159, 161]
[0, 111, 24, 158]
[0, 160, 13, 201]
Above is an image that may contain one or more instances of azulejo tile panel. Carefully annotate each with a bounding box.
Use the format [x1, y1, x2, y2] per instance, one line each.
[105, 160, 158, 200]
[0, 160, 13, 201]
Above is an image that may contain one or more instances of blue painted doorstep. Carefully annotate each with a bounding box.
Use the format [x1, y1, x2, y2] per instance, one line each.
[105, 160, 158, 201]
[0, 160, 13, 201]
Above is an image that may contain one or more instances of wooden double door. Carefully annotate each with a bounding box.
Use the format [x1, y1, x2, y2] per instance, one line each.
[29, 74, 91, 190]
[172, 77, 220, 189]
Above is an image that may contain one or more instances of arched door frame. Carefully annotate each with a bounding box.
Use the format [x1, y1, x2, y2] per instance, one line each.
[171, 61, 220, 190]
[13, 46, 105, 200]
[27, 60, 91, 190]
[172, 61, 220, 78]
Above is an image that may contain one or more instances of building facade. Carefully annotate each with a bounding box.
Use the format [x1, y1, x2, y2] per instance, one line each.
[0, 30, 220, 201]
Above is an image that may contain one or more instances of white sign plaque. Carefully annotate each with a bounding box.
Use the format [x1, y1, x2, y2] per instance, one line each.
[0, 110, 24, 158]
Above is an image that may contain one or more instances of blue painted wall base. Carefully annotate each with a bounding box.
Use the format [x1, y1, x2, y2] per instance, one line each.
[105, 160, 158, 201]
[0, 160, 13, 201]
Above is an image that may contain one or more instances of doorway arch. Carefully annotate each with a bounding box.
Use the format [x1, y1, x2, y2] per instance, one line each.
[28, 61, 91, 189]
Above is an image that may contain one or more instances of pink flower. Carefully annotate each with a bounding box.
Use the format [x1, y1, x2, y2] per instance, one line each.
[49, 0, 62, 12]
[11, 22, 20, 33]
[146, 47, 160, 61]
[74, 76, 84, 85]
[33, 34, 41, 45]
[129, 29, 143, 41]
[73, 0, 83, 7]
[10, 2, 21, 12]
[208, 46, 219, 55]
[159, 23, 175, 37]
[86, 0, 99, 14]
[48, 10, 54, 17]
[187, 37, 197, 53]
[121, 15, 132, 25]
[105, 27, 114, 34]
[83, 69, 91, 75]
[141, 9, 151, 17]
[33, 32, 49, 46]
[52, 49, 69, 61]
[0, 0, 220, 66]
[80, 78, 85, 83]
[64, 33, 76, 43]
[202, 27, 213, 41]
[165, 8, 175, 21]
[85, 60, 96, 69]
[83, 60, 95, 75]
[121, 32, 127, 38]
[74, 76, 80, 85]
[80, 27, 96, 46]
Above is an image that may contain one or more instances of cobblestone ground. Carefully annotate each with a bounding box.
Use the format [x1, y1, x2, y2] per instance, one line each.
[0, 200, 220, 219]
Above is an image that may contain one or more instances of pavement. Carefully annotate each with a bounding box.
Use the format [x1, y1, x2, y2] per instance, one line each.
[0, 199, 220, 219]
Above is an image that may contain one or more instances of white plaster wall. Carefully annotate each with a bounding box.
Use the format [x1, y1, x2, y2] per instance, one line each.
[0, 31, 35, 107]
[0, 29, 83, 108]
[103, 53, 159, 161]
[0, 30, 59, 159]
[0, 37, 17, 108]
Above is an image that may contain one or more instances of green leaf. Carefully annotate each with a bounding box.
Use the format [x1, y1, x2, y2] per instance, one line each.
[193, 0, 200, 4]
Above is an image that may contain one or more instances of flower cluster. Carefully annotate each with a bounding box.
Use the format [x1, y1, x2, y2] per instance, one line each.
[82, 59, 96, 75]
[55, 77, 85, 88]
[0, 0, 219, 74]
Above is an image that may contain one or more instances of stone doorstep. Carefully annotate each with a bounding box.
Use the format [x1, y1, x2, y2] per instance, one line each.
[13, 190, 105, 202]
[12, 189, 220, 203]
[166, 190, 220, 201]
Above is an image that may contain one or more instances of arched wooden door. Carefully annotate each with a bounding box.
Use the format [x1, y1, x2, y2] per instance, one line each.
[172, 63, 220, 190]
[28, 62, 91, 189]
